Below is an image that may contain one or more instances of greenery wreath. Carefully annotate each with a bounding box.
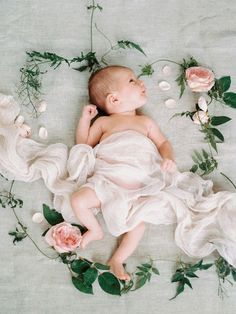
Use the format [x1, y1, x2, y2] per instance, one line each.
[1, 0, 236, 300]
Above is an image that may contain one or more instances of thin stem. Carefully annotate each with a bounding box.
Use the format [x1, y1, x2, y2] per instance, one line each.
[8, 181, 58, 260]
[150, 58, 182, 67]
[90, 0, 95, 52]
[220, 172, 236, 189]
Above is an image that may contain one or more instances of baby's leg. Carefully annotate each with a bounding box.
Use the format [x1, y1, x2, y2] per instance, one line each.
[70, 187, 102, 249]
[108, 222, 146, 281]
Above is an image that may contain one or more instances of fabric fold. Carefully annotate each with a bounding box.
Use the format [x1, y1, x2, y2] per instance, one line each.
[1, 93, 236, 267]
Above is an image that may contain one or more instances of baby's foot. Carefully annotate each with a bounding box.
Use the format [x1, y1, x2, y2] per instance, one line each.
[107, 258, 131, 281]
[79, 230, 103, 249]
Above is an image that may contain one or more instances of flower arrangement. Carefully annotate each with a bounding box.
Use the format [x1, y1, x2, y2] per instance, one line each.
[1, 0, 236, 301]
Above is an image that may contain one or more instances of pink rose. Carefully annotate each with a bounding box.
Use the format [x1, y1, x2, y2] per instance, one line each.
[185, 66, 215, 92]
[45, 222, 82, 253]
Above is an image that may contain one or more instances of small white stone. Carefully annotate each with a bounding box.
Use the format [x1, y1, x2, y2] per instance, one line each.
[162, 65, 171, 76]
[37, 100, 47, 113]
[39, 127, 48, 140]
[32, 212, 45, 224]
[14, 115, 25, 126]
[164, 98, 177, 108]
[158, 81, 171, 91]
[19, 124, 31, 138]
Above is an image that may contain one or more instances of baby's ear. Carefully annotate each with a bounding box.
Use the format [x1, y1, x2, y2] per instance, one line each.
[105, 93, 119, 111]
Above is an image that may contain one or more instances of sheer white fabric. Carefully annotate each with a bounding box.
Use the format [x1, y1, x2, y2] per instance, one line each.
[1, 93, 236, 267]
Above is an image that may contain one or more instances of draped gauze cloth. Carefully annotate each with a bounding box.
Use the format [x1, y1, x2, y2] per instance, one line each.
[1, 94, 236, 267]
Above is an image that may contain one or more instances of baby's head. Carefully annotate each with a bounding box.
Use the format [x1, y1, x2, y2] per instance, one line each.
[88, 65, 147, 114]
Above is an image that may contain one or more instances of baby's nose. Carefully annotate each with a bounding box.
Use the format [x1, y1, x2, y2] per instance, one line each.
[138, 79, 144, 86]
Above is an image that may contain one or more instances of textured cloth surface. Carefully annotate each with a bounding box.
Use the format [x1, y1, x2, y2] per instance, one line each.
[1, 1, 236, 313]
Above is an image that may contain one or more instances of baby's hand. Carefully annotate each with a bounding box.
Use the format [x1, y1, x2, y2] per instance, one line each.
[160, 158, 177, 173]
[82, 104, 98, 120]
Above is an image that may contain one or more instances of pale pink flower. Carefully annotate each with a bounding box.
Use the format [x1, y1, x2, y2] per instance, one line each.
[19, 123, 31, 138]
[186, 66, 215, 92]
[45, 222, 82, 253]
[193, 111, 209, 125]
[198, 96, 208, 111]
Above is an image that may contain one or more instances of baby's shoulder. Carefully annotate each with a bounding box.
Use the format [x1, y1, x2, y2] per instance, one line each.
[139, 115, 158, 128]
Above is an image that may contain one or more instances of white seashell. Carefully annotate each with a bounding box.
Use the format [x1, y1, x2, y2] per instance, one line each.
[19, 124, 31, 138]
[39, 127, 48, 140]
[164, 98, 177, 108]
[32, 212, 45, 224]
[162, 65, 171, 76]
[14, 115, 25, 126]
[158, 81, 171, 91]
[37, 100, 47, 113]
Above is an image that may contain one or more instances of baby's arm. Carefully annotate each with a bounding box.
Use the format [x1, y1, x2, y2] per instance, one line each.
[75, 105, 104, 147]
[147, 118, 176, 172]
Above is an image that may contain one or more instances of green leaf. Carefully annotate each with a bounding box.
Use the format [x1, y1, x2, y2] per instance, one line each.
[202, 149, 209, 159]
[190, 164, 198, 173]
[185, 272, 198, 278]
[211, 128, 224, 142]
[98, 272, 121, 295]
[218, 76, 231, 93]
[211, 116, 231, 126]
[72, 276, 93, 294]
[135, 276, 147, 290]
[183, 277, 192, 289]
[141, 263, 152, 269]
[151, 267, 160, 275]
[199, 263, 213, 270]
[94, 262, 110, 270]
[117, 40, 146, 56]
[231, 269, 236, 281]
[42, 203, 64, 226]
[170, 281, 185, 300]
[83, 267, 98, 285]
[171, 272, 184, 282]
[71, 259, 90, 274]
[223, 92, 236, 108]
[138, 64, 154, 77]
[137, 266, 149, 272]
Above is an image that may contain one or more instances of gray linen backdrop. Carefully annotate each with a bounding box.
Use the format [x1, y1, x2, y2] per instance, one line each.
[1, 0, 236, 313]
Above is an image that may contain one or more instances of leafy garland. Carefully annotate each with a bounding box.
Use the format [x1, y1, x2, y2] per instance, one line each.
[1, 178, 236, 298]
[1, 0, 236, 300]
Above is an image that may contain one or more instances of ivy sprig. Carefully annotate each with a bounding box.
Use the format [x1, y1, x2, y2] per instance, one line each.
[170, 259, 213, 300]
[9, 225, 27, 244]
[190, 149, 218, 176]
[215, 256, 236, 298]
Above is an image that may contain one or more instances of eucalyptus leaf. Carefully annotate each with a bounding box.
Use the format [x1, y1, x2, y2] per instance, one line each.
[98, 272, 121, 296]
[211, 128, 224, 142]
[71, 259, 90, 274]
[223, 92, 236, 108]
[72, 276, 93, 294]
[218, 76, 231, 93]
[94, 262, 110, 270]
[83, 267, 98, 285]
[211, 116, 231, 126]
[42, 203, 64, 226]
[117, 40, 146, 56]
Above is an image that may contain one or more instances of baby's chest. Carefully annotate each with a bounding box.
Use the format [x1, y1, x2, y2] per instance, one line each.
[104, 117, 148, 135]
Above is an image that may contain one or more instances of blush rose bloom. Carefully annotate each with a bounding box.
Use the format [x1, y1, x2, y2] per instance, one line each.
[186, 66, 215, 92]
[45, 222, 82, 253]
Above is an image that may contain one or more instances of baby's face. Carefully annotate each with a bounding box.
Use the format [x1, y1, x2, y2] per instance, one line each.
[109, 68, 147, 113]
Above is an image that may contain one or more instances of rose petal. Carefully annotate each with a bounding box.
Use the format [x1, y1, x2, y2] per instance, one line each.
[39, 127, 48, 140]
[162, 65, 171, 76]
[164, 98, 177, 108]
[158, 81, 171, 91]
[19, 124, 31, 138]
[37, 100, 47, 113]
[14, 115, 25, 126]
[32, 212, 45, 224]
[198, 96, 208, 112]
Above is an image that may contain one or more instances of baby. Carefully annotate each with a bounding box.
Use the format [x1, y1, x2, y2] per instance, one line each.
[70, 65, 176, 281]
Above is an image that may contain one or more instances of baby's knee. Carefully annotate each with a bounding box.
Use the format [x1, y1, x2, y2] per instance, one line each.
[70, 191, 85, 210]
